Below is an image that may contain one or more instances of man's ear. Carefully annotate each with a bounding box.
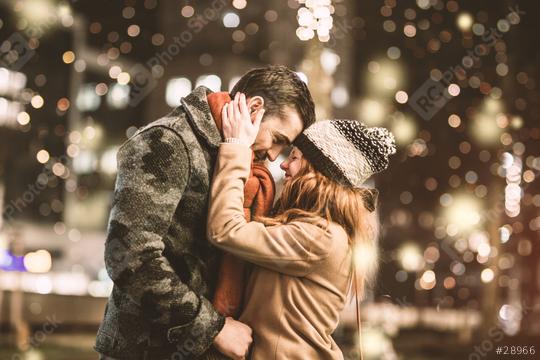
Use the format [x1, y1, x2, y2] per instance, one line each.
[247, 96, 264, 114]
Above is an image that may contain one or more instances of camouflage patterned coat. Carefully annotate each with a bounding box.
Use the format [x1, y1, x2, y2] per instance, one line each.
[95, 86, 229, 359]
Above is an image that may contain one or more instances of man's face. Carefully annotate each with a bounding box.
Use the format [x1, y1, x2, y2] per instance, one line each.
[251, 106, 304, 162]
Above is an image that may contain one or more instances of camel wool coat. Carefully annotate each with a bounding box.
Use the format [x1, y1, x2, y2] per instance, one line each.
[207, 143, 353, 360]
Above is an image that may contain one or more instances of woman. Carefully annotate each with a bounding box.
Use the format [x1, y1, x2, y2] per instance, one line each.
[207, 96, 396, 359]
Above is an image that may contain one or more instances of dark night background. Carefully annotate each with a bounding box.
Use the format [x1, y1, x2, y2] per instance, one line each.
[0, 0, 539, 359]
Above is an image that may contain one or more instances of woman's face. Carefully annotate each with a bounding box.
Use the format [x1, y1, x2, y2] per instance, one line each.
[280, 147, 304, 182]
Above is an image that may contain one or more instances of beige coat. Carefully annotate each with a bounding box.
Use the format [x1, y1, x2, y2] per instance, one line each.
[207, 143, 353, 360]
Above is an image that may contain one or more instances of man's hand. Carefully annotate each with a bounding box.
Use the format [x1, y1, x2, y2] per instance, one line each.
[213, 317, 253, 360]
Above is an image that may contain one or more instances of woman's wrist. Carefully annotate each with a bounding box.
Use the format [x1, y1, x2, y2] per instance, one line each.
[224, 137, 251, 147]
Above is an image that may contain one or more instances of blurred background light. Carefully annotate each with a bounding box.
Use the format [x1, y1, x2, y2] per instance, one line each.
[398, 243, 424, 272]
[223, 12, 240, 28]
[166, 77, 192, 107]
[23, 250, 52, 273]
[456, 12, 473, 31]
[195, 74, 221, 92]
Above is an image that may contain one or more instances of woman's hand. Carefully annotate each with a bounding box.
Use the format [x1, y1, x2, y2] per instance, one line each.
[222, 92, 265, 147]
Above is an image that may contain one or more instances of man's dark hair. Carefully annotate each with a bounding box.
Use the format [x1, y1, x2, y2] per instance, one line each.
[230, 65, 316, 128]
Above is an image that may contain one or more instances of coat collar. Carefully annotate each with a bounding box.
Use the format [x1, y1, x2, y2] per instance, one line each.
[181, 86, 222, 149]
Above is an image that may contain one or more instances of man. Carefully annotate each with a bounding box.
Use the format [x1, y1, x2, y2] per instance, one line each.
[95, 65, 315, 359]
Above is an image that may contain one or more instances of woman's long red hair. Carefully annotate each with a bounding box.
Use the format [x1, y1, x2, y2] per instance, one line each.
[257, 159, 380, 297]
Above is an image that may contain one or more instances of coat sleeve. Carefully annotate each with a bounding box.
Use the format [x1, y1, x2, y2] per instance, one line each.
[105, 126, 224, 356]
[207, 143, 333, 277]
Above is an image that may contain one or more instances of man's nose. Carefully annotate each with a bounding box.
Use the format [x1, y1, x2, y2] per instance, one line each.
[267, 149, 280, 162]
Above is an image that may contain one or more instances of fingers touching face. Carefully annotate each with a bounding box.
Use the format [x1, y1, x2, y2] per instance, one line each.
[225, 94, 304, 162]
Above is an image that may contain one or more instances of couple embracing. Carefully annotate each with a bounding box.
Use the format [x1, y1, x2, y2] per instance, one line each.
[95, 66, 396, 360]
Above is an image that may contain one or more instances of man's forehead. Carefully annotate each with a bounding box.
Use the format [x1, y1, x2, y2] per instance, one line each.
[278, 120, 303, 141]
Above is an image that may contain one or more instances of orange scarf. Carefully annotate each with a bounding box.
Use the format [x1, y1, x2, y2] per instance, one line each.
[208, 92, 276, 317]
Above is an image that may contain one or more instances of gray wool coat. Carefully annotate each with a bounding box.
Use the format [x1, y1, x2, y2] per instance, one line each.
[95, 86, 230, 359]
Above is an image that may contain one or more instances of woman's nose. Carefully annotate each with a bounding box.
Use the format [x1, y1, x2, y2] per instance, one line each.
[280, 161, 288, 171]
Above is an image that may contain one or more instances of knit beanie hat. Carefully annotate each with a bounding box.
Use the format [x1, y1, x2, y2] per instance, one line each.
[293, 119, 396, 188]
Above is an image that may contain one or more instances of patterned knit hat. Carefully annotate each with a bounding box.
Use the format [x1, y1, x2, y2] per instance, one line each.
[293, 119, 396, 187]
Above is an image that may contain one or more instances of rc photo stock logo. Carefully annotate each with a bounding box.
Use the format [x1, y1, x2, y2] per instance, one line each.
[128, 63, 158, 107]
[408, 5, 525, 121]
[0, 32, 36, 71]
[127, 0, 229, 107]
[0, 0, 79, 71]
